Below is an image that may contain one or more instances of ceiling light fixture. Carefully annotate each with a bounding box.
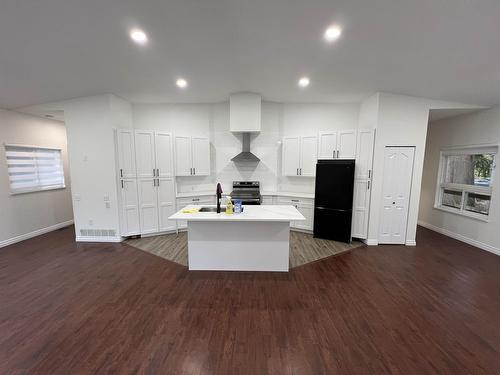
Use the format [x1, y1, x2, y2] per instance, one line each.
[298, 77, 310, 88]
[129, 29, 148, 45]
[324, 25, 342, 42]
[176, 78, 188, 88]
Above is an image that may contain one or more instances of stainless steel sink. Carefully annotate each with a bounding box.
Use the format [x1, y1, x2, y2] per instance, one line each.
[199, 206, 225, 213]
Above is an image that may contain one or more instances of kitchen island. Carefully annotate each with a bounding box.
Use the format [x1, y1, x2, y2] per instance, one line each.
[169, 205, 305, 272]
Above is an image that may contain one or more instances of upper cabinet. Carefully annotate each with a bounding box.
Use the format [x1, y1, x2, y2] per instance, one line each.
[174, 136, 211, 177]
[134, 131, 174, 178]
[355, 129, 375, 179]
[317, 131, 337, 159]
[135, 130, 156, 178]
[337, 130, 357, 159]
[318, 129, 357, 160]
[282, 136, 318, 177]
[116, 129, 136, 178]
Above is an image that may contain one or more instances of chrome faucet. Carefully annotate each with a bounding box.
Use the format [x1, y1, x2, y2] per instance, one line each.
[216, 183, 223, 213]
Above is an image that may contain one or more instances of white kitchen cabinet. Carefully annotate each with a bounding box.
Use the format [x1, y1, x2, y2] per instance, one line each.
[351, 129, 375, 239]
[116, 129, 136, 178]
[337, 130, 357, 159]
[318, 129, 357, 160]
[176, 195, 216, 229]
[137, 178, 159, 234]
[191, 137, 210, 176]
[155, 133, 174, 177]
[282, 137, 300, 176]
[174, 136, 192, 176]
[117, 130, 177, 236]
[318, 131, 337, 159]
[134, 130, 156, 178]
[300, 136, 318, 177]
[282, 136, 317, 177]
[119, 178, 140, 236]
[355, 129, 375, 179]
[276, 196, 314, 231]
[351, 180, 370, 239]
[157, 177, 176, 232]
[261, 195, 275, 205]
[174, 136, 211, 177]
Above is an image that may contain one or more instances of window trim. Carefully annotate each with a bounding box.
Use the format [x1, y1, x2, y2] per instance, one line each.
[4, 143, 66, 195]
[434, 144, 497, 222]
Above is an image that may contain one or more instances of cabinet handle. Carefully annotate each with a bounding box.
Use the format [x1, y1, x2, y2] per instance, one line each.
[296, 168, 299, 175]
[157, 168, 159, 176]
[193, 168, 196, 175]
[190, 168, 192, 175]
[121, 180, 124, 188]
[337, 150, 339, 158]
[368, 169, 371, 178]
[292, 199, 299, 202]
[367, 181, 370, 190]
[120, 169, 123, 177]
[193, 198, 199, 201]
[300, 168, 302, 175]
[333, 150, 335, 159]
[157, 179, 160, 186]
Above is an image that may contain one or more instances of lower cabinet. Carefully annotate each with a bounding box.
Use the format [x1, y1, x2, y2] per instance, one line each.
[261, 195, 275, 205]
[176, 195, 216, 230]
[119, 178, 141, 236]
[276, 196, 314, 231]
[137, 177, 176, 235]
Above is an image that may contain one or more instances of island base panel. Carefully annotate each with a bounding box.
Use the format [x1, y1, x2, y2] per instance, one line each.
[187, 221, 290, 271]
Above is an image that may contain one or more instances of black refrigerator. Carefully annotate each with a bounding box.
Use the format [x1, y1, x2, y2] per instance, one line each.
[313, 159, 355, 243]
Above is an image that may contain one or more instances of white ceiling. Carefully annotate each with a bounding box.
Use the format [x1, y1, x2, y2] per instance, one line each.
[1, 0, 500, 109]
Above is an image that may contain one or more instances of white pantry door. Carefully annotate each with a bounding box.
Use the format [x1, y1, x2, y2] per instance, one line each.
[379, 146, 415, 244]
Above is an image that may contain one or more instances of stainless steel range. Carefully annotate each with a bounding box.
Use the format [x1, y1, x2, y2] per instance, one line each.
[230, 181, 261, 205]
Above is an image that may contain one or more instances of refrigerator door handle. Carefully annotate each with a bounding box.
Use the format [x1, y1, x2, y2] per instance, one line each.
[316, 207, 351, 212]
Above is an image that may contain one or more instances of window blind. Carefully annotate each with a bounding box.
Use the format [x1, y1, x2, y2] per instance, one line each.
[5, 145, 65, 194]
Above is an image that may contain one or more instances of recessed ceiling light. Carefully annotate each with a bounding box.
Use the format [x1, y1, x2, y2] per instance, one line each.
[129, 29, 148, 45]
[324, 25, 342, 42]
[176, 78, 188, 88]
[298, 77, 310, 88]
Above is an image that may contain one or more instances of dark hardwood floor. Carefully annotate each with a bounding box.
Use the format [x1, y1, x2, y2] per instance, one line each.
[1, 226, 499, 374]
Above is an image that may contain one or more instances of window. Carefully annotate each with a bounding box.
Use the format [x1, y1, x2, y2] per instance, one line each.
[4, 145, 65, 194]
[435, 146, 497, 220]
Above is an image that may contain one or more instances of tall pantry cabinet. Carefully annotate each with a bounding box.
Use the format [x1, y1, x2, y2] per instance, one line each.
[115, 129, 177, 237]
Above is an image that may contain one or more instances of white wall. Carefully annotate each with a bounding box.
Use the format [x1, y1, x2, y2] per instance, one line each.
[0, 109, 73, 246]
[367, 93, 431, 245]
[419, 107, 500, 254]
[63, 94, 132, 241]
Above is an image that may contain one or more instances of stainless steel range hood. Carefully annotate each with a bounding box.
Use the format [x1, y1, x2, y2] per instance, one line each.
[231, 133, 260, 162]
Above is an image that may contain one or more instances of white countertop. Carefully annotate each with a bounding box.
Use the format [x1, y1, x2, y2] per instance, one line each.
[261, 191, 315, 199]
[169, 205, 305, 222]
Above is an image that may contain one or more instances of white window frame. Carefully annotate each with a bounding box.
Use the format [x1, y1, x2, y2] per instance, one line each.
[4, 143, 66, 195]
[434, 144, 497, 222]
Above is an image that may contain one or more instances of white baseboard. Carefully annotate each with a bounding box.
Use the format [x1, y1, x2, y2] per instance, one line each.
[418, 220, 500, 256]
[365, 239, 379, 246]
[405, 240, 417, 246]
[75, 236, 123, 243]
[0, 220, 74, 248]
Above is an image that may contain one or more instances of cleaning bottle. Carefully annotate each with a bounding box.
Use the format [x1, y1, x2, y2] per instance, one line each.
[225, 196, 234, 214]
